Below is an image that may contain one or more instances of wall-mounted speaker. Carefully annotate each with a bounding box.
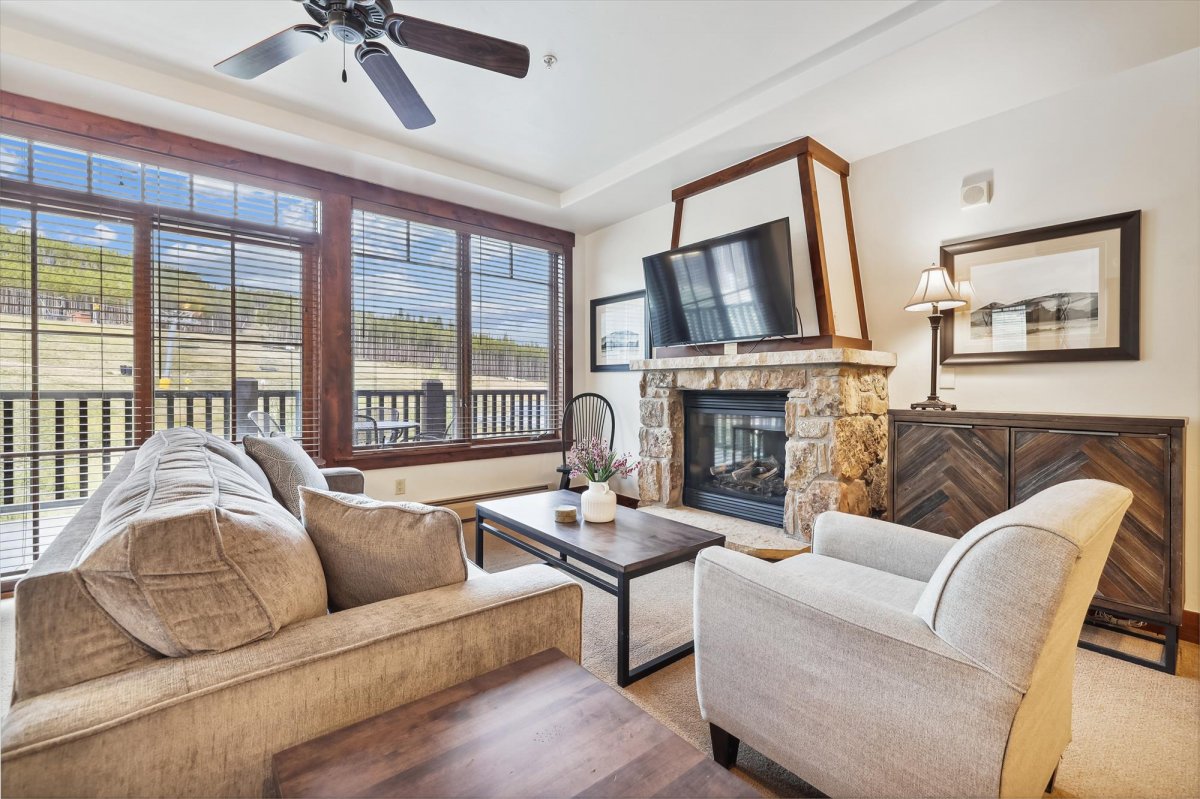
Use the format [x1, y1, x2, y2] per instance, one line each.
[961, 171, 993, 208]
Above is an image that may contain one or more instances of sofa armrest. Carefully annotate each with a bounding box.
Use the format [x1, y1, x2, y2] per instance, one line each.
[812, 511, 956, 582]
[693, 547, 1019, 798]
[320, 466, 365, 494]
[1, 565, 581, 798]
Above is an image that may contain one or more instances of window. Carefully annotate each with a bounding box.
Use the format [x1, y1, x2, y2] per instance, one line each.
[152, 221, 315, 442]
[1, 197, 136, 579]
[350, 206, 566, 457]
[1, 132, 320, 582]
[0, 99, 574, 581]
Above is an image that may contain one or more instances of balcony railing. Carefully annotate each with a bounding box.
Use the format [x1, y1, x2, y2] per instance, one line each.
[1, 384, 554, 577]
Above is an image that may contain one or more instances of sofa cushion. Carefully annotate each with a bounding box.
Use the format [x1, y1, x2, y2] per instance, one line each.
[299, 487, 468, 611]
[74, 428, 328, 657]
[194, 430, 272, 494]
[244, 434, 328, 518]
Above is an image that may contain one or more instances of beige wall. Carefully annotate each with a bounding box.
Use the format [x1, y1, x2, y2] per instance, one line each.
[575, 49, 1199, 611]
[850, 49, 1199, 611]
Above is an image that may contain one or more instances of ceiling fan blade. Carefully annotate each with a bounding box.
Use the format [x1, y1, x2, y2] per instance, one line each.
[356, 43, 435, 130]
[383, 14, 529, 79]
[215, 24, 328, 79]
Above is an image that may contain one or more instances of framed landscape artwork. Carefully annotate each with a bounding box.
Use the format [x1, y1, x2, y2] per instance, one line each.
[941, 211, 1140, 365]
[591, 290, 650, 371]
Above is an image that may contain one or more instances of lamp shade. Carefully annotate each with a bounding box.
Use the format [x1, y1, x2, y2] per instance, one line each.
[905, 264, 966, 313]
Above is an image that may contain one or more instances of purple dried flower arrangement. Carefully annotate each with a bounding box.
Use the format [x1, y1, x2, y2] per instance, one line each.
[565, 436, 639, 483]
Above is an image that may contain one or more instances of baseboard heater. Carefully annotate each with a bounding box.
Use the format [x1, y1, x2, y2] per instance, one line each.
[432, 485, 552, 521]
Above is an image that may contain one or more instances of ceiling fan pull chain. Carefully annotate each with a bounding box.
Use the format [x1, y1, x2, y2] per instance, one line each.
[341, 38, 348, 83]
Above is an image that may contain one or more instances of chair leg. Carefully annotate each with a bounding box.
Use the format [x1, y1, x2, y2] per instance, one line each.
[709, 723, 740, 769]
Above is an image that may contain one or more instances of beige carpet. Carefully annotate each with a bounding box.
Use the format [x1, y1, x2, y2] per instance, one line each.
[2, 538, 1197, 798]
[470, 531, 1200, 799]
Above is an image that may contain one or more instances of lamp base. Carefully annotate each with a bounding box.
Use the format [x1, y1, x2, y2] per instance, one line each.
[910, 397, 957, 411]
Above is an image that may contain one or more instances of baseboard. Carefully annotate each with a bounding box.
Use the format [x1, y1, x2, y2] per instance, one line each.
[1183, 610, 1199, 645]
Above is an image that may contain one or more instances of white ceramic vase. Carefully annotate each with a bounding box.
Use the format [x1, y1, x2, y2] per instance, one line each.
[581, 480, 617, 523]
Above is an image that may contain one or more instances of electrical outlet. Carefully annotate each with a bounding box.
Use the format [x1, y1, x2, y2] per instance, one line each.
[393, 478, 406, 495]
[939, 368, 956, 390]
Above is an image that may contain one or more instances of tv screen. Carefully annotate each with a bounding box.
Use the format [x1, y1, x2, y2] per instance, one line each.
[642, 218, 796, 348]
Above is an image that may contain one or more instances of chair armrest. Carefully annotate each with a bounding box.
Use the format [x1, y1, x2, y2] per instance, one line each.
[812, 511, 956, 582]
[320, 466, 365, 494]
[1, 565, 582, 798]
[693, 547, 1019, 798]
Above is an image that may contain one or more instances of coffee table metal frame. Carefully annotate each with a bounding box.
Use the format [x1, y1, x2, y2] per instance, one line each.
[475, 496, 723, 687]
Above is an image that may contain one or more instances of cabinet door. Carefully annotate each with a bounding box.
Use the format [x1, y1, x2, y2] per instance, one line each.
[893, 422, 1009, 538]
[1013, 429, 1170, 619]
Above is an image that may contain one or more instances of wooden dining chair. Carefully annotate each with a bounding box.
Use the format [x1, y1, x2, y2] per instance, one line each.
[557, 393, 615, 490]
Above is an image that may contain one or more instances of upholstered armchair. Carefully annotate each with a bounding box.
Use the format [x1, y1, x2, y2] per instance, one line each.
[694, 479, 1132, 798]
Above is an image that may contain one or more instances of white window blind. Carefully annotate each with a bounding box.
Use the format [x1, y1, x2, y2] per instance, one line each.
[0, 134, 319, 233]
[469, 234, 563, 440]
[0, 132, 320, 580]
[350, 206, 566, 451]
[0, 196, 137, 578]
[351, 208, 461, 449]
[152, 221, 315, 443]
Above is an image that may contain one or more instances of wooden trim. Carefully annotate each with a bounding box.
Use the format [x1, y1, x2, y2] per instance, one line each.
[1183, 610, 1199, 645]
[300, 243, 320, 455]
[805, 138, 851, 176]
[328, 438, 561, 469]
[1, 92, 575, 250]
[797, 153, 834, 336]
[456, 230, 473, 440]
[561, 247, 574, 405]
[132, 213, 154, 444]
[318, 191, 353, 464]
[841, 173, 869, 341]
[940, 211, 1140, 365]
[670, 136, 849, 203]
[670, 199, 685, 248]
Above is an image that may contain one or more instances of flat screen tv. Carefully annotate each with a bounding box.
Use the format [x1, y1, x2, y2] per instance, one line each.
[642, 218, 796, 348]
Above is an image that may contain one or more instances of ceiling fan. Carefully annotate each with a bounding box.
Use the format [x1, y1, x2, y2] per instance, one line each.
[214, 0, 530, 130]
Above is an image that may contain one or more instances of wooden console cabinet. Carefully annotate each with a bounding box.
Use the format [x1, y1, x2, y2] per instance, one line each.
[887, 409, 1185, 672]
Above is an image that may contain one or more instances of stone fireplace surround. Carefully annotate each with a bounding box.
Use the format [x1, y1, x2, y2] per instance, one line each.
[633, 349, 896, 545]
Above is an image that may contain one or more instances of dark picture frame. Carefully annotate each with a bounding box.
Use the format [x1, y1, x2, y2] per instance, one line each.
[941, 211, 1140, 365]
[590, 290, 651, 372]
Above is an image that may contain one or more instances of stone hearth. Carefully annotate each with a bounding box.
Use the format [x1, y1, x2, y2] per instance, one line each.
[632, 349, 896, 545]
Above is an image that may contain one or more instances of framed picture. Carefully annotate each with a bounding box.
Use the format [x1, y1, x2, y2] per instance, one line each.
[942, 210, 1140, 365]
[590, 290, 650, 371]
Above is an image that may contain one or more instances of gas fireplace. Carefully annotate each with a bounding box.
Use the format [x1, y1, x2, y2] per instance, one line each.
[683, 391, 788, 527]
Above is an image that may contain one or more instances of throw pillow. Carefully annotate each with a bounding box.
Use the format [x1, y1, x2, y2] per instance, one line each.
[243, 434, 328, 518]
[299, 487, 469, 611]
[76, 427, 328, 657]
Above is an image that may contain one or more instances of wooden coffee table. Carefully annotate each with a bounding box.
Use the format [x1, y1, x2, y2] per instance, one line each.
[272, 649, 758, 798]
[475, 490, 725, 687]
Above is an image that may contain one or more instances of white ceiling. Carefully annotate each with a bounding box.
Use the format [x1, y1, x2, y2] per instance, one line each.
[1, 1, 1197, 234]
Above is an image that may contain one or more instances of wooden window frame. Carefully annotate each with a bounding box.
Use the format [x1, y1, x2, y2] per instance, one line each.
[333, 200, 571, 469]
[2, 92, 575, 471]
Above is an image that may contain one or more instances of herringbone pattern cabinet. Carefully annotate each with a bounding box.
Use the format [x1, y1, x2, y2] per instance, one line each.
[888, 410, 1185, 672]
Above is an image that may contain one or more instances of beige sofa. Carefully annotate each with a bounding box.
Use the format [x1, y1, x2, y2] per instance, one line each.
[1, 431, 582, 798]
[694, 479, 1132, 798]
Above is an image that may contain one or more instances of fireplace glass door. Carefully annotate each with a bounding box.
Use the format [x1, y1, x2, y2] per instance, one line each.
[683, 391, 787, 527]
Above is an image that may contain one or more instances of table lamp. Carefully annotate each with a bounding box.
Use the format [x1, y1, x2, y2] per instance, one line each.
[904, 264, 965, 410]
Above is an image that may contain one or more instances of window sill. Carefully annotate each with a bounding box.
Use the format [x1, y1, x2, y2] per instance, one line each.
[326, 438, 563, 469]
